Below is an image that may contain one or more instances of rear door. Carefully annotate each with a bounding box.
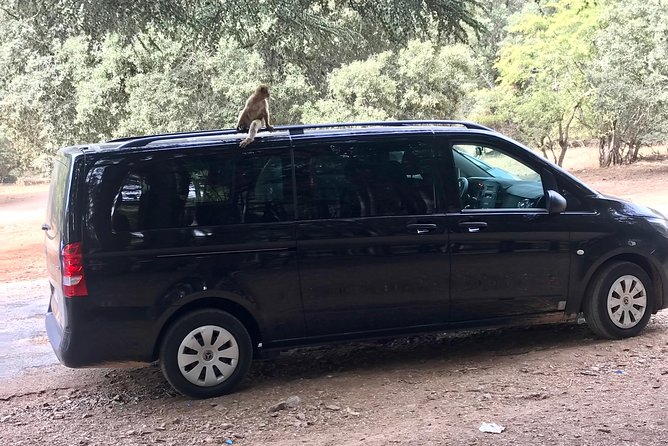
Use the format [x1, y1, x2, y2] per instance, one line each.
[442, 135, 571, 323]
[293, 134, 453, 338]
[44, 151, 79, 330]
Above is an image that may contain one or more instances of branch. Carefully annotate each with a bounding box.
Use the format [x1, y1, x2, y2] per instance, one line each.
[0, 5, 20, 20]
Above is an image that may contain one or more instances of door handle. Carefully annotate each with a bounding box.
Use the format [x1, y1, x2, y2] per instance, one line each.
[458, 221, 488, 233]
[406, 223, 438, 234]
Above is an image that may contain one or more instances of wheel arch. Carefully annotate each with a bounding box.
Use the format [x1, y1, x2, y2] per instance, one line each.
[152, 296, 263, 362]
[575, 253, 664, 314]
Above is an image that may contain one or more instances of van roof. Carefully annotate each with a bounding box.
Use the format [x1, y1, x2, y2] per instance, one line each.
[77, 120, 497, 154]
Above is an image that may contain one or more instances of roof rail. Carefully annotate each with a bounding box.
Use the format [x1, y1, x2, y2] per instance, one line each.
[282, 120, 494, 135]
[110, 120, 493, 150]
[112, 128, 239, 149]
[108, 128, 229, 144]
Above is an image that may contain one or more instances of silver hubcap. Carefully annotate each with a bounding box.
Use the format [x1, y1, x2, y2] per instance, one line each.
[177, 325, 239, 387]
[607, 275, 647, 329]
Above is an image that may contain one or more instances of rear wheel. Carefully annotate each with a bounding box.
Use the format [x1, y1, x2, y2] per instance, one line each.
[160, 309, 253, 398]
[584, 262, 653, 339]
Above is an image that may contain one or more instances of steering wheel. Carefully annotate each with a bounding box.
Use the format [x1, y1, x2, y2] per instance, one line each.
[458, 177, 469, 198]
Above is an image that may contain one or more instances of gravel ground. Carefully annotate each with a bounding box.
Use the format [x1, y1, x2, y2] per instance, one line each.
[1, 312, 666, 445]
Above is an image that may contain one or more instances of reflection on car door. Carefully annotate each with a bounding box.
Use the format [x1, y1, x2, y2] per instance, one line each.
[293, 135, 452, 338]
[445, 138, 571, 323]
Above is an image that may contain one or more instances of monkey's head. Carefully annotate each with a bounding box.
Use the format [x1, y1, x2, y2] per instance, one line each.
[256, 84, 270, 99]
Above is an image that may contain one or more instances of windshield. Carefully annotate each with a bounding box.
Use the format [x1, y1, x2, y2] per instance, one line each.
[453, 148, 520, 180]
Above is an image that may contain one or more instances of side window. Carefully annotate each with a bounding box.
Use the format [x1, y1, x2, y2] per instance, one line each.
[109, 150, 293, 232]
[112, 172, 146, 231]
[452, 144, 545, 210]
[186, 153, 293, 226]
[295, 141, 442, 219]
[111, 163, 191, 231]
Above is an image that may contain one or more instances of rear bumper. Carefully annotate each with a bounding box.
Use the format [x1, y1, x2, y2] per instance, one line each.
[45, 312, 69, 364]
[45, 309, 157, 368]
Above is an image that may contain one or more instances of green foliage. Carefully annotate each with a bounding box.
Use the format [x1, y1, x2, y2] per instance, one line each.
[397, 42, 475, 119]
[73, 34, 130, 142]
[118, 34, 267, 136]
[0, 21, 61, 170]
[8, 0, 482, 45]
[468, 0, 526, 89]
[488, 0, 602, 165]
[584, 0, 668, 165]
[270, 65, 318, 125]
[303, 41, 475, 123]
[5, 1, 483, 84]
[0, 133, 18, 182]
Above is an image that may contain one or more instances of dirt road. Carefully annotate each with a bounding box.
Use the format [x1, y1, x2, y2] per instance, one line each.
[0, 184, 48, 282]
[1, 155, 667, 445]
[1, 315, 667, 445]
[0, 280, 56, 380]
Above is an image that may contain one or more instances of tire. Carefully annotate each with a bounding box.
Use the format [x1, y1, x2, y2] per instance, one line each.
[160, 309, 253, 398]
[583, 261, 654, 339]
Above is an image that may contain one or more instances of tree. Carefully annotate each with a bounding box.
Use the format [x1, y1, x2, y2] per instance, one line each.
[303, 40, 475, 123]
[116, 32, 316, 136]
[6, 1, 482, 44]
[0, 31, 130, 164]
[117, 34, 268, 137]
[3, 1, 484, 84]
[0, 134, 18, 182]
[468, 0, 528, 90]
[490, 0, 601, 166]
[584, 0, 668, 166]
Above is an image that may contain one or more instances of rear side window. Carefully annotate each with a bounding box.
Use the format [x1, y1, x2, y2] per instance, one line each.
[87, 149, 294, 239]
[46, 158, 69, 235]
[294, 140, 444, 219]
[183, 153, 291, 226]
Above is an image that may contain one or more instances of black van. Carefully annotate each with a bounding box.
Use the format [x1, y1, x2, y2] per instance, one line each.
[44, 121, 668, 398]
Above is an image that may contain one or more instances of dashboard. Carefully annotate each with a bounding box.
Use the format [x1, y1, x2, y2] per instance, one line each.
[463, 177, 545, 210]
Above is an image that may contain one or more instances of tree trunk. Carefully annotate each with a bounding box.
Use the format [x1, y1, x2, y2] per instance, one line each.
[541, 136, 557, 164]
[540, 136, 548, 160]
[610, 119, 623, 166]
[599, 134, 613, 168]
[629, 140, 642, 163]
[548, 146, 558, 165]
[557, 139, 568, 167]
[557, 120, 565, 167]
[598, 137, 606, 167]
[611, 135, 623, 165]
[554, 101, 580, 167]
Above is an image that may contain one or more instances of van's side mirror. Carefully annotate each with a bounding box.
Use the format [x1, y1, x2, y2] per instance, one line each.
[546, 190, 567, 214]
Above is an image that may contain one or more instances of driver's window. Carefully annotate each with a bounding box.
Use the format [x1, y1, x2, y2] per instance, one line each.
[452, 144, 545, 210]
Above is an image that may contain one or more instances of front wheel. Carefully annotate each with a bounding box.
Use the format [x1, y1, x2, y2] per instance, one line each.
[584, 261, 654, 339]
[160, 309, 253, 398]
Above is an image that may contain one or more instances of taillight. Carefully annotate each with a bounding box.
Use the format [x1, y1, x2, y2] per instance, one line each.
[62, 242, 88, 297]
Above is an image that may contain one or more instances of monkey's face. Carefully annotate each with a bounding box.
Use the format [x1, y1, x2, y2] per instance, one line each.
[257, 85, 270, 99]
